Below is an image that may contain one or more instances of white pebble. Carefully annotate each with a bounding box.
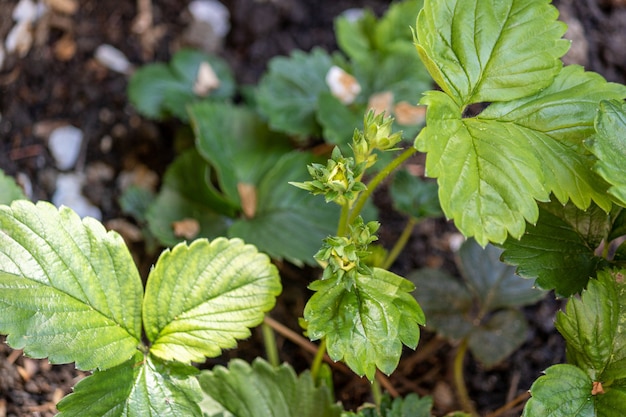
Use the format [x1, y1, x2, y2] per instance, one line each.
[188, 0, 230, 37]
[5, 20, 33, 57]
[12, 0, 40, 23]
[341, 8, 365, 23]
[94, 44, 132, 74]
[52, 174, 102, 220]
[48, 125, 83, 170]
[325, 65, 361, 105]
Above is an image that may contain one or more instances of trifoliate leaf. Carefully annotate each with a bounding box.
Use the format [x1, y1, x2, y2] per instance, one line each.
[556, 269, 626, 382]
[199, 358, 342, 417]
[228, 151, 340, 266]
[587, 100, 626, 206]
[523, 364, 595, 417]
[256, 48, 333, 138]
[146, 149, 232, 247]
[467, 309, 528, 368]
[0, 170, 26, 204]
[128, 49, 235, 121]
[459, 238, 545, 310]
[0, 200, 143, 371]
[57, 352, 204, 417]
[501, 201, 609, 297]
[143, 238, 281, 364]
[390, 169, 442, 222]
[415, 0, 568, 106]
[189, 101, 292, 204]
[304, 268, 425, 380]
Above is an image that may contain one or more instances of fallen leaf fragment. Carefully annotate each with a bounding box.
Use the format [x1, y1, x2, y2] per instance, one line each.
[592, 381, 605, 395]
[193, 61, 220, 96]
[172, 218, 201, 239]
[238, 182, 257, 219]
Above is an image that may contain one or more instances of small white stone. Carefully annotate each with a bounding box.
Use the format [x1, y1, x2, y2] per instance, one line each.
[94, 44, 132, 74]
[325, 65, 361, 105]
[5, 20, 33, 57]
[48, 125, 83, 170]
[188, 0, 230, 38]
[341, 8, 365, 23]
[52, 174, 102, 220]
[12, 0, 39, 23]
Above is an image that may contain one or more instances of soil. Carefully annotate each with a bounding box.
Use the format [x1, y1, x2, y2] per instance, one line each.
[0, 0, 625, 416]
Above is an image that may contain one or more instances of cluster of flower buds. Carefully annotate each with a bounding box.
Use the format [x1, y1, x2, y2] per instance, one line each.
[315, 217, 380, 286]
[352, 110, 403, 169]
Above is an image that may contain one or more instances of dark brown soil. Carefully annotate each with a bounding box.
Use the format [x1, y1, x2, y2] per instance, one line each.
[0, 0, 625, 416]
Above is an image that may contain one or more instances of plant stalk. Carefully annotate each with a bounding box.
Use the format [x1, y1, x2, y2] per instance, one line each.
[350, 147, 417, 224]
[382, 217, 417, 270]
[262, 320, 280, 367]
[311, 337, 327, 382]
[454, 338, 479, 417]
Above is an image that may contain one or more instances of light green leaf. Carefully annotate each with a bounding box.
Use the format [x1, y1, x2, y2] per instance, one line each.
[408, 268, 474, 340]
[305, 268, 425, 380]
[228, 151, 340, 266]
[501, 201, 608, 297]
[523, 364, 595, 417]
[467, 309, 528, 368]
[390, 169, 443, 222]
[143, 238, 281, 364]
[189, 101, 292, 204]
[416, 91, 549, 245]
[256, 48, 333, 138]
[128, 49, 235, 121]
[556, 269, 626, 382]
[458, 238, 545, 310]
[199, 358, 342, 417]
[146, 149, 232, 247]
[57, 352, 203, 417]
[0, 200, 143, 371]
[587, 100, 626, 206]
[415, 0, 568, 106]
[0, 170, 26, 204]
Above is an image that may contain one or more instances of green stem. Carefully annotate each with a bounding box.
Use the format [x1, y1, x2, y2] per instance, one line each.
[372, 377, 383, 409]
[382, 217, 417, 270]
[337, 203, 351, 236]
[310, 338, 327, 382]
[349, 147, 417, 224]
[262, 320, 280, 367]
[454, 338, 479, 417]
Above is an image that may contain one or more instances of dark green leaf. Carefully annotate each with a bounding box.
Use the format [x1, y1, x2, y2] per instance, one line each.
[199, 358, 342, 417]
[468, 310, 528, 368]
[305, 268, 425, 380]
[256, 48, 333, 138]
[143, 238, 281, 364]
[587, 100, 626, 206]
[390, 169, 442, 222]
[316, 92, 364, 147]
[0, 201, 143, 371]
[146, 150, 232, 247]
[228, 151, 340, 266]
[501, 202, 607, 297]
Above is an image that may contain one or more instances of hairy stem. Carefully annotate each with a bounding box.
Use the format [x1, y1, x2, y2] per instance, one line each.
[349, 147, 417, 224]
[382, 217, 417, 270]
[454, 338, 479, 417]
[262, 320, 280, 367]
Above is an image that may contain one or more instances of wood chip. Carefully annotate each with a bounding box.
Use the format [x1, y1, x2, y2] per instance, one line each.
[238, 182, 257, 219]
[367, 91, 394, 116]
[393, 101, 426, 126]
[193, 61, 220, 96]
[172, 218, 200, 240]
[45, 0, 78, 15]
[53, 34, 76, 61]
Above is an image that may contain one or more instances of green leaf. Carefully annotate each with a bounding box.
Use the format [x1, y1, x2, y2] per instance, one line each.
[408, 268, 474, 340]
[458, 238, 545, 310]
[501, 201, 608, 297]
[57, 352, 204, 417]
[587, 100, 626, 206]
[390, 169, 442, 221]
[256, 48, 333, 138]
[189, 101, 292, 204]
[416, 91, 549, 245]
[556, 269, 626, 382]
[128, 49, 235, 121]
[143, 238, 281, 364]
[467, 309, 528, 368]
[415, 0, 568, 106]
[146, 149, 232, 247]
[523, 364, 595, 417]
[316, 92, 363, 147]
[199, 358, 342, 417]
[228, 151, 341, 266]
[0, 200, 143, 371]
[305, 267, 425, 380]
[0, 170, 26, 204]
[385, 393, 433, 417]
